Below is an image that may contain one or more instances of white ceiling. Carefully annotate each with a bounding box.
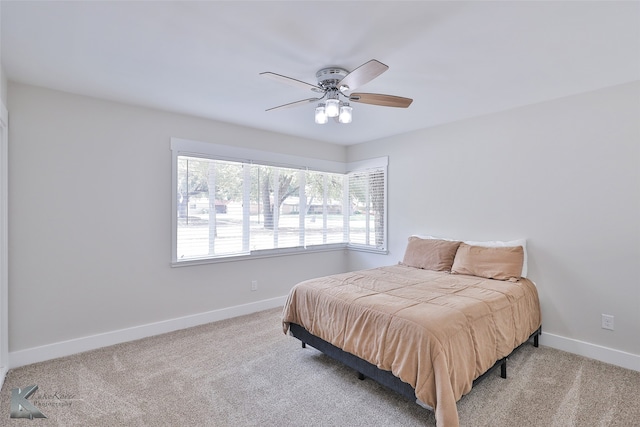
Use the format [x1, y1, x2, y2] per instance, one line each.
[2, 1, 639, 145]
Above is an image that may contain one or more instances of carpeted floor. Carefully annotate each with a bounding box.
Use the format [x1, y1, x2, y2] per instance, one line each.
[1, 307, 639, 426]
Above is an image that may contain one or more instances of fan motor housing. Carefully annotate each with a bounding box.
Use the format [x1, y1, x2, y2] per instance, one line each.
[316, 67, 348, 88]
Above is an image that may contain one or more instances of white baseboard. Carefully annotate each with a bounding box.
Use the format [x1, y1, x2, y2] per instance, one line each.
[9, 295, 288, 369]
[540, 332, 640, 372]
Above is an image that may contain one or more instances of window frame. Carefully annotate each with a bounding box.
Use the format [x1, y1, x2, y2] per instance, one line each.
[171, 138, 387, 266]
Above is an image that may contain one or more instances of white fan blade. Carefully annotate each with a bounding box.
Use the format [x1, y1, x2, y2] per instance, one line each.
[260, 72, 323, 93]
[337, 60, 388, 92]
[266, 98, 323, 112]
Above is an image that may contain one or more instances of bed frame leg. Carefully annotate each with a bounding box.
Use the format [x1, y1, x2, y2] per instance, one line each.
[500, 358, 507, 379]
[301, 342, 306, 349]
[534, 332, 540, 348]
[358, 372, 365, 381]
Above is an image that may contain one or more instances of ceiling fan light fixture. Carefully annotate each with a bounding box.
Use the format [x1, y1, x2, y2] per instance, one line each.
[338, 103, 352, 124]
[325, 98, 340, 118]
[261, 59, 412, 126]
[315, 104, 328, 124]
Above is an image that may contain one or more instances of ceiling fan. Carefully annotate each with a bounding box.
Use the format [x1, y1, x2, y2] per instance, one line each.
[260, 59, 412, 124]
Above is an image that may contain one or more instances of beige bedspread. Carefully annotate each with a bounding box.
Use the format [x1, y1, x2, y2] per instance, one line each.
[282, 265, 541, 427]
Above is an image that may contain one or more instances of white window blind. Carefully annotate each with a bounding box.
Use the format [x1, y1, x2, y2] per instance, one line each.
[347, 167, 387, 250]
[177, 157, 248, 259]
[172, 138, 387, 264]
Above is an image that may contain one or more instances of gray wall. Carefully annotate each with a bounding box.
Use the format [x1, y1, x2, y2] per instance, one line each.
[0, 4, 6, 105]
[347, 81, 640, 357]
[0, 68, 6, 106]
[7, 82, 348, 352]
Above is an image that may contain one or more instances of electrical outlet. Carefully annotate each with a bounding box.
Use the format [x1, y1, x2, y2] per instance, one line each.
[251, 280, 258, 291]
[601, 314, 614, 330]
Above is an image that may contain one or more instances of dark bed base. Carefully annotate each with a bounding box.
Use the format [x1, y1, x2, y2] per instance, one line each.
[289, 323, 541, 405]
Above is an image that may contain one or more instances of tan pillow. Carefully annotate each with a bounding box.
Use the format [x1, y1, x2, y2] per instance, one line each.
[451, 243, 524, 281]
[401, 237, 461, 271]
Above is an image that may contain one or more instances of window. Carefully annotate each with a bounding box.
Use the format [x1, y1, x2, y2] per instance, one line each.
[347, 167, 386, 249]
[172, 138, 386, 265]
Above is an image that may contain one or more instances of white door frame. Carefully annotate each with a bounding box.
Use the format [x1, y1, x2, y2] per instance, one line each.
[0, 101, 8, 387]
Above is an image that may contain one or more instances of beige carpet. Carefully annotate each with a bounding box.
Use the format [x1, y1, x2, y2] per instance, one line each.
[1, 307, 639, 426]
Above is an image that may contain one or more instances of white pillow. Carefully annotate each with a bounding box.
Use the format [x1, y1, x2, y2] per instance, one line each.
[463, 239, 528, 277]
[411, 235, 528, 277]
[411, 234, 458, 242]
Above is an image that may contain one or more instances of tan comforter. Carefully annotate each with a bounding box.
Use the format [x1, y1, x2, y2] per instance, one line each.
[282, 265, 541, 427]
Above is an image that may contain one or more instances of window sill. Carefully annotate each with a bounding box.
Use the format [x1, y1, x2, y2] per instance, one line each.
[346, 244, 389, 255]
[171, 243, 351, 267]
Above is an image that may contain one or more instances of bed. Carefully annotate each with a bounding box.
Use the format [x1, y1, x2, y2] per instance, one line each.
[282, 236, 542, 427]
